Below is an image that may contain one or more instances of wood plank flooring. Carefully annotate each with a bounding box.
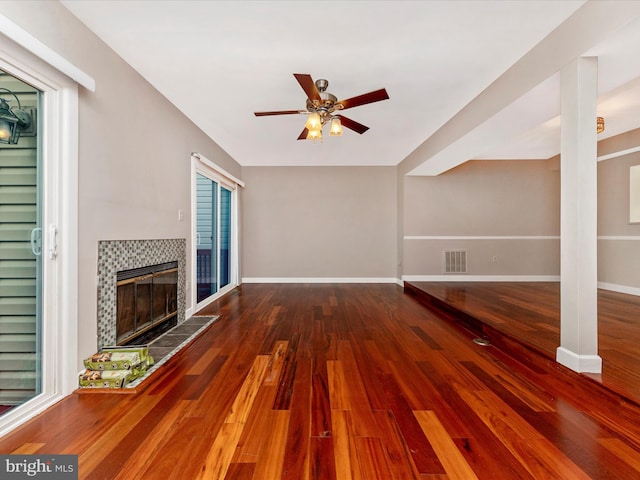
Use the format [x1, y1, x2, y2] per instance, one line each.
[1, 283, 640, 479]
[405, 281, 640, 406]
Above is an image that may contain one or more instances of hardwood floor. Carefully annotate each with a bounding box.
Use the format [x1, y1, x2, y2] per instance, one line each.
[404, 281, 640, 406]
[2, 283, 640, 479]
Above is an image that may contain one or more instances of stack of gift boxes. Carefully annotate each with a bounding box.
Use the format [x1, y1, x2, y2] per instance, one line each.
[79, 345, 154, 389]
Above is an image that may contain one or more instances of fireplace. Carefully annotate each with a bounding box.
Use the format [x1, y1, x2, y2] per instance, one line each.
[116, 261, 178, 345]
[97, 239, 186, 349]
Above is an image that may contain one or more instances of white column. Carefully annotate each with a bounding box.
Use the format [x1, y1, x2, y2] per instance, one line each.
[556, 57, 602, 373]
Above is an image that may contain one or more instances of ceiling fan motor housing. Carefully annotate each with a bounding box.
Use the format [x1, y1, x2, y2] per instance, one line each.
[307, 79, 340, 122]
[315, 78, 329, 92]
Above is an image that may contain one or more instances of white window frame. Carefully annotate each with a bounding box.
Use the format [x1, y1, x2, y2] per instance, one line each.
[630, 164, 640, 224]
[190, 153, 243, 315]
[0, 19, 93, 436]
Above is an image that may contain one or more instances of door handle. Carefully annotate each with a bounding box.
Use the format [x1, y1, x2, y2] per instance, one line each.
[29, 227, 42, 256]
[48, 225, 58, 259]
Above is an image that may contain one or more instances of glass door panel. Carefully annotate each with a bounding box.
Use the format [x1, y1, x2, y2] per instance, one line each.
[196, 173, 218, 303]
[0, 72, 41, 416]
[219, 186, 231, 289]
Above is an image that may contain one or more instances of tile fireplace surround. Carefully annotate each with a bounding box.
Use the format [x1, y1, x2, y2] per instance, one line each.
[97, 239, 186, 349]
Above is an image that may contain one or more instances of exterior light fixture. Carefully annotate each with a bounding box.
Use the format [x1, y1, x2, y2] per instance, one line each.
[0, 87, 31, 145]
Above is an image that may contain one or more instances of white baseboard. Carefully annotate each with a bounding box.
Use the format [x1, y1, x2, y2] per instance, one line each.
[402, 275, 560, 282]
[598, 282, 640, 297]
[241, 277, 400, 284]
[556, 347, 602, 374]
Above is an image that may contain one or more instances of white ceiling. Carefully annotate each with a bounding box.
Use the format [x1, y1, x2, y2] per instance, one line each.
[60, 1, 640, 173]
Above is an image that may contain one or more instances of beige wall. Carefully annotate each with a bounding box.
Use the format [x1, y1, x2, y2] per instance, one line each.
[241, 166, 397, 280]
[0, 2, 242, 364]
[403, 159, 561, 277]
[597, 146, 640, 290]
[4, 1, 640, 376]
[401, 140, 640, 290]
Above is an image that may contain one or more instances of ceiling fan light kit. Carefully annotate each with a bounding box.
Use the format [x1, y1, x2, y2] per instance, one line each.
[304, 111, 322, 131]
[254, 73, 389, 141]
[329, 117, 343, 136]
[306, 129, 322, 141]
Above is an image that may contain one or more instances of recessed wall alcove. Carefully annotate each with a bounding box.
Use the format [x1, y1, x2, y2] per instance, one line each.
[97, 239, 186, 349]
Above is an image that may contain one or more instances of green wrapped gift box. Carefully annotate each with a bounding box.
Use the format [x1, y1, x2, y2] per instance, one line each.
[78, 368, 143, 388]
[79, 345, 155, 389]
[101, 345, 154, 368]
[83, 345, 154, 371]
[83, 351, 141, 371]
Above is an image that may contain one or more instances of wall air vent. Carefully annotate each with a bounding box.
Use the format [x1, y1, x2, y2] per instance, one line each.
[443, 250, 467, 273]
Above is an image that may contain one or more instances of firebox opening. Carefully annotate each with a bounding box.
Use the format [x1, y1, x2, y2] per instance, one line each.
[116, 261, 178, 346]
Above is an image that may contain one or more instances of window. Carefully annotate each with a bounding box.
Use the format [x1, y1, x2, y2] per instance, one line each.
[630, 165, 640, 224]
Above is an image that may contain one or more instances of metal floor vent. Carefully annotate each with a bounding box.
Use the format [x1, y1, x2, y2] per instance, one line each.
[443, 250, 467, 273]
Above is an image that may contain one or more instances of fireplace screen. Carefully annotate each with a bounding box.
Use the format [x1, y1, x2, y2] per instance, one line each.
[116, 262, 178, 345]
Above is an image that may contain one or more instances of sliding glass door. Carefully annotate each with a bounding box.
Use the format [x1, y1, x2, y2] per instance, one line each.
[0, 28, 81, 436]
[195, 170, 234, 305]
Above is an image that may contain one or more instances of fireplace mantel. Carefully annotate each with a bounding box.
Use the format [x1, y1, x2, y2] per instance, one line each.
[97, 239, 186, 348]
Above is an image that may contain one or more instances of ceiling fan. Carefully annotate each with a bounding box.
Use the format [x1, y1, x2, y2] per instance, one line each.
[254, 73, 389, 140]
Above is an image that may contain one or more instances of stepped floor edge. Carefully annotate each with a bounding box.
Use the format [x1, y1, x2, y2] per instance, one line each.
[404, 280, 640, 406]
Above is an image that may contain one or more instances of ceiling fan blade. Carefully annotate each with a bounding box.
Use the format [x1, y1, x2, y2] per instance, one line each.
[297, 128, 309, 140]
[336, 115, 369, 134]
[336, 88, 389, 110]
[254, 110, 303, 116]
[294, 73, 321, 103]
